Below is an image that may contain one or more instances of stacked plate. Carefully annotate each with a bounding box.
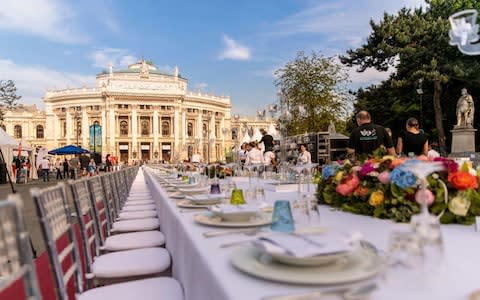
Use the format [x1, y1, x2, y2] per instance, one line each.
[230, 231, 385, 285]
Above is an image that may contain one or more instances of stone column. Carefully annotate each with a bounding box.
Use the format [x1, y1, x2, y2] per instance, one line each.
[174, 105, 180, 155]
[66, 110, 72, 145]
[153, 108, 159, 153]
[82, 109, 88, 148]
[181, 109, 186, 146]
[210, 114, 215, 160]
[131, 107, 137, 156]
[221, 116, 225, 160]
[101, 110, 106, 158]
[108, 103, 115, 156]
[52, 114, 59, 144]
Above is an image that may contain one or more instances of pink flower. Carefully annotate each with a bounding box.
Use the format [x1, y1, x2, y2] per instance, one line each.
[336, 173, 360, 196]
[359, 163, 375, 177]
[415, 189, 435, 206]
[433, 157, 458, 173]
[378, 171, 390, 184]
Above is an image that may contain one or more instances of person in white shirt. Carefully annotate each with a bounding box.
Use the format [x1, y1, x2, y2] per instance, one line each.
[41, 157, 50, 182]
[298, 144, 312, 164]
[245, 142, 264, 165]
[427, 143, 440, 159]
[191, 152, 203, 163]
[264, 151, 276, 166]
[238, 143, 248, 165]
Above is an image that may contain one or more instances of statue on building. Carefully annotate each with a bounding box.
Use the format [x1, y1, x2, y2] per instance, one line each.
[140, 59, 149, 78]
[456, 88, 474, 127]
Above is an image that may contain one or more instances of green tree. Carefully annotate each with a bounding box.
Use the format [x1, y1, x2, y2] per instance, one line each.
[341, 1, 480, 154]
[0, 80, 21, 121]
[274, 51, 351, 135]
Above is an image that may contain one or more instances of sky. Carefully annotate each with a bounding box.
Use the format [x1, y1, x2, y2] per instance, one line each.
[0, 0, 425, 116]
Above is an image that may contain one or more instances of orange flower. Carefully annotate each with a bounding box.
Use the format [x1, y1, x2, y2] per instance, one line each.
[354, 186, 369, 197]
[336, 173, 360, 196]
[390, 158, 406, 168]
[448, 171, 478, 190]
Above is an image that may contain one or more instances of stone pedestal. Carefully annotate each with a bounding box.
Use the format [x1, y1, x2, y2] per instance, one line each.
[451, 127, 477, 153]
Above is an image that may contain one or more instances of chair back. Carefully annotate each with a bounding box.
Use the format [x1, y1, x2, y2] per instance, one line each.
[100, 173, 118, 226]
[87, 176, 109, 242]
[68, 179, 100, 268]
[113, 171, 127, 208]
[0, 194, 41, 300]
[31, 183, 83, 300]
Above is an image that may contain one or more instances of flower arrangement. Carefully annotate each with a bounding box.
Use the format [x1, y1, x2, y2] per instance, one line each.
[317, 155, 480, 224]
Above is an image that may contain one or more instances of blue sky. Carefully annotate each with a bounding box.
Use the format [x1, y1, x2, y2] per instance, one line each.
[0, 0, 423, 116]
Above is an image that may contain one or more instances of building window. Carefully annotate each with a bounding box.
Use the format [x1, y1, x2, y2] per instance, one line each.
[14, 125, 22, 138]
[36, 125, 44, 139]
[232, 129, 237, 140]
[187, 122, 193, 137]
[215, 123, 219, 138]
[202, 123, 207, 138]
[141, 119, 150, 136]
[120, 120, 128, 136]
[162, 121, 170, 136]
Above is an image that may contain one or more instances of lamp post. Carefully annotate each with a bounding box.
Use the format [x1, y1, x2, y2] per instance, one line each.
[416, 78, 424, 128]
[92, 121, 99, 160]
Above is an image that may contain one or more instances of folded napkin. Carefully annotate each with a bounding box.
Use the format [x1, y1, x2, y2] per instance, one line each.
[254, 231, 353, 258]
[186, 194, 224, 202]
[210, 204, 259, 214]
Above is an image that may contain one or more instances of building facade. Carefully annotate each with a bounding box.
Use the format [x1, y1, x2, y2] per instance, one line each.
[4, 60, 275, 163]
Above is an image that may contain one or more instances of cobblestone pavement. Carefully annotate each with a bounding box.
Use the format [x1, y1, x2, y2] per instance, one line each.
[0, 174, 84, 256]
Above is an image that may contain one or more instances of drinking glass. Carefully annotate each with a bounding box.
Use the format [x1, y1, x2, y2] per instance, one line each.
[271, 200, 295, 232]
[230, 189, 246, 205]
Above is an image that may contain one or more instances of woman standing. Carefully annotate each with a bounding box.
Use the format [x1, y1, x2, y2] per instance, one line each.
[396, 117, 428, 156]
[298, 144, 312, 164]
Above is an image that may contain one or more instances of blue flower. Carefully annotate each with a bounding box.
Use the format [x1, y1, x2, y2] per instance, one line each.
[390, 167, 417, 189]
[322, 164, 339, 180]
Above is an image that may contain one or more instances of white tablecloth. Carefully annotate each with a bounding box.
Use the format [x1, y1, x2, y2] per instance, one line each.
[144, 168, 480, 300]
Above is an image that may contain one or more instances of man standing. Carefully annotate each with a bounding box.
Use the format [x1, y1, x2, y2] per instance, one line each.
[259, 129, 274, 152]
[347, 111, 396, 159]
[41, 157, 50, 182]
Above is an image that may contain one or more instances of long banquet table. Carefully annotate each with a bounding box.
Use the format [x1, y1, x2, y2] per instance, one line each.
[144, 167, 480, 300]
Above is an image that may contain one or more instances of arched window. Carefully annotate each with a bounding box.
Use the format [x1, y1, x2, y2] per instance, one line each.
[36, 125, 44, 139]
[187, 122, 193, 137]
[202, 123, 207, 138]
[141, 120, 150, 136]
[120, 120, 128, 136]
[161, 121, 170, 136]
[14, 125, 22, 138]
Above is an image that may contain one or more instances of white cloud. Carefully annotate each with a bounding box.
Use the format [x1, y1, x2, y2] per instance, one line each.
[0, 58, 94, 107]
[193, 82, 208, 90]
[0, 0, 87, 43]
[89, 48, 137, 69]
[218, 35, 251, 60]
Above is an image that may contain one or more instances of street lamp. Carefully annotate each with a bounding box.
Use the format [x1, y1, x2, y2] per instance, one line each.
[416, 78, 424, 128]
[92, 121, 99, 160]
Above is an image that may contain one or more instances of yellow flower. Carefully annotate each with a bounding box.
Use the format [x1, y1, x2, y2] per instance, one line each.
[448, 193, 471, 216]
[381, 155, 396, 162]
[335, 171, 344, 182]
[368, 190, 384, 207]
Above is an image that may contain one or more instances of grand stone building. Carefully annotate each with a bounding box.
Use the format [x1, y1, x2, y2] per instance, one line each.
[3, 60, 274, 163]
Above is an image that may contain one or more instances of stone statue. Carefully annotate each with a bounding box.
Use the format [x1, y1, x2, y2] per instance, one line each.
[456, 88, 474, 127]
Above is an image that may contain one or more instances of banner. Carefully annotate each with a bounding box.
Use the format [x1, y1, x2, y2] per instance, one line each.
[89, 124, 102, 153]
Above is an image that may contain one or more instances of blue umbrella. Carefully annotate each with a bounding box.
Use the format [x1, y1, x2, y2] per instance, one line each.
[48, 145, 90, 155]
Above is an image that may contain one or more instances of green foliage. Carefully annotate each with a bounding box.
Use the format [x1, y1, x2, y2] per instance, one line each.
[341, 1, 480, 153]
[274, 51, 352, 135]
[0, 80, 21, 121]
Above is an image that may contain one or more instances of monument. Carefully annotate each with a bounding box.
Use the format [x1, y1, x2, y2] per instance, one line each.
[451, 88, 476, 153]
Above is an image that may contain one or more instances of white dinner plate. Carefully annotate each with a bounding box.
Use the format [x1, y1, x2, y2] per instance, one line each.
[179, 186, 210, 194]
[252, 231, 354, 267]
[230, 243, 384, 285]
[177, 199, 211, 208]
[194, 212, 272, 227]
[168, 192, 186, 199]
[186, 194, 224, 205]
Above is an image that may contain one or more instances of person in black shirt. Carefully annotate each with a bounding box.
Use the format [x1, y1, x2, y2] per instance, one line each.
[259, 129, 274, 152]
[347, 110, 396, 159]
[396, 117, 428, 156]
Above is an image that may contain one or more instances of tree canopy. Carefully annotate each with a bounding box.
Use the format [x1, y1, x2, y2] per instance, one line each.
[341, 0, 480, 154]
[274, 51, 351, 135]
[0, 80, 21, 121]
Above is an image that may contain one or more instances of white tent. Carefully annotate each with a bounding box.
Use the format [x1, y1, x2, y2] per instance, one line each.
[36, 147, 49, 169]
[240, 132, 251, 145]
[251, 128, 263, 143]
[0, 128, 17, 179]
[267, 123, 281, 140]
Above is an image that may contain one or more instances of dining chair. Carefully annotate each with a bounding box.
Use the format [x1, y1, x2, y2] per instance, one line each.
[31, 183, 183, 300]
[0, 194, 41, 300]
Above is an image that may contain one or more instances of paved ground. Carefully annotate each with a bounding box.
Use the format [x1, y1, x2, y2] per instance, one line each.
[0, 174, 81, 256]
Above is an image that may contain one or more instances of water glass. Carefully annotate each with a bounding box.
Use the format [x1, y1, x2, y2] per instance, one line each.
[271, 200, 295, 232]
[210, 183, 221, 194]
[255, 186, 266, 206]
[230, 189, 246, 205]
